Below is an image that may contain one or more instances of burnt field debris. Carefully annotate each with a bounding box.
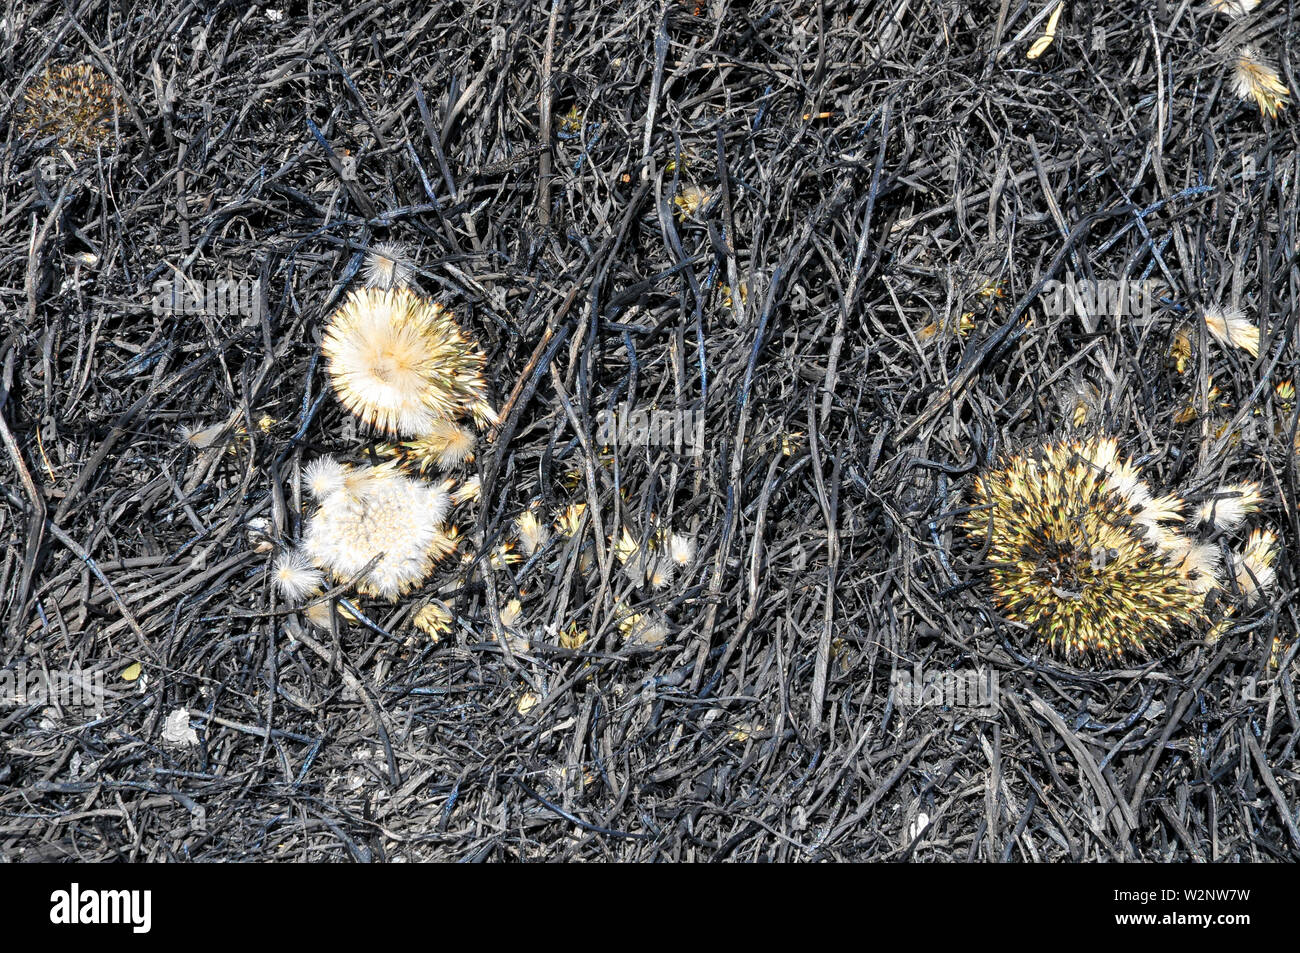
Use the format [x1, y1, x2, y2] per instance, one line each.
[0, 1, 1298, 862]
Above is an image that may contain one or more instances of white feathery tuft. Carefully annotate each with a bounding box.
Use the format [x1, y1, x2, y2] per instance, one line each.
[273, 549, 324, 602]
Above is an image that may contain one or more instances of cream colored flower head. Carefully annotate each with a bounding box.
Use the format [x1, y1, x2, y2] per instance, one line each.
[1234, 528, 1278, 602]
[322, 288, 492, 437]
[514, 509, 549, 556]
[304, 455, 350, 500]
[1209, 0, 1258, 16]
[451, 474, 481, 505]
[302, 462, 454, 600]
[667, 532, 696, 566]
[400, 419, 476, 472]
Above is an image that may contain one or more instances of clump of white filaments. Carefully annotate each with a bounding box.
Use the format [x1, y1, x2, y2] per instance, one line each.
[1233, 528, 1278, 603]
[363, 241, 415, 291]
[1202, 305, 1261, 358]
[1232, 47, 1290, 120]
[1195, 483, 1262, 531]
[1209, 0, 1257, 17]
[304, 455, 349, 500]
[273, 548, 324, 602]
[380, 419, 477, 473]
[300, 459, 456, 600]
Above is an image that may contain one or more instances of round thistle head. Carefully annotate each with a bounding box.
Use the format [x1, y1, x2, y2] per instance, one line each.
[965, 437, 1207, 662]
[302, 463, 453, 600]
[22, 64, 120, 154]
[322, 288, 491, 437]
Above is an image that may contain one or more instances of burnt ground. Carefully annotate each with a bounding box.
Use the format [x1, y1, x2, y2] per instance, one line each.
[1, 0, 1298, 861]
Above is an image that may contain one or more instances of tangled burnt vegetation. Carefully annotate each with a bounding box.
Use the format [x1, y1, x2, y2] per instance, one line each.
[0, 0, 1297, 861]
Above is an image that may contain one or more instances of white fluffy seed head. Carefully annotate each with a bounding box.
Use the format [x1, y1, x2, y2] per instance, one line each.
[1210, 0, 1258, 16]
[272, 549, 324, 602]
[500, 598, 523, 628]
[1173, 541, 1225, 595]
[322, 288, 492, 437]
[423, 419, 476, 469]
[304, 455, 350, 500]
[362, 240, 415, 290]
[179, 422, 227, 449]
[1235, 528, 1278, 602]
[647, 556, 676, 590]
[668, 533, 696, 566]
[1203, 305, 1260, 358]
[1195, 483, 1262, 530]
[451, 475, 481, 505]
[1232, 47, 1290, 119]
[620, 611, 670, 649]
[515, 510, 549, 556]
[302, 464, 454, 600]
[1141, 493, 1185, 525]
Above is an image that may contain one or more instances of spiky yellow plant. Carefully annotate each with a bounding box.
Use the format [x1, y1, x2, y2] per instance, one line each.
[965, 437, 1209, 661]
[1232, 47, 1290, 119]
[673, 186, 713, 220]
[413, 601, 453, 641]
[558, 621, 588, 649]
[22, 64, 120, 153]
[322, 288, 492, 437]
[555, 502, 586, 537]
